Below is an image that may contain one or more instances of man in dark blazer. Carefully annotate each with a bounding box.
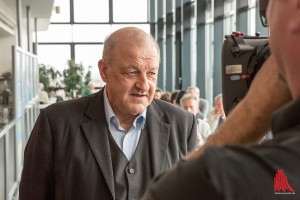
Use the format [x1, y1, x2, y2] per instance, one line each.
[19, 27, 197, 200]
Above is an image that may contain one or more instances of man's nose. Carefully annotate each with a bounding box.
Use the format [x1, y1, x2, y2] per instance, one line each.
[136, 73, 150, 91]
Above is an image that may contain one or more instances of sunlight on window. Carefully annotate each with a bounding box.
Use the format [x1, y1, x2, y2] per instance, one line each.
[72, 25, 112, 42]
[113, 0, 148, 22]
[74, 0, 109, 22]
[75, 44, 103, 83]
[38, 25, 72, 42]
[37, 45, 71, 72]
[51, 0, 70, 22]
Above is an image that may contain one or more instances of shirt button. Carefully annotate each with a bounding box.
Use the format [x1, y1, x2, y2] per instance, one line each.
[128, 168, 135, 174]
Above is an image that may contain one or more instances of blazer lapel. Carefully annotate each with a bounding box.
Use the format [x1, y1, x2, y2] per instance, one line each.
[81, 89, 115, 199]
[147, 102, 171, 176]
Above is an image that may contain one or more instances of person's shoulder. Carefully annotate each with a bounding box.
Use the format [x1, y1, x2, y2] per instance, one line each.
[44, 92, 98, 115]
[198, 118, 210, 127]
[151, 98, 190, 115]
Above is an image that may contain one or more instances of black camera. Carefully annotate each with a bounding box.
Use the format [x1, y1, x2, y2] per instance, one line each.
[222, 0, 270, 115]
[222, 32, 270, 115]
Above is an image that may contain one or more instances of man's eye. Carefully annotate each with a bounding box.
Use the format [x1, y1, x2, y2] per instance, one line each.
[125, 71, 138, 76]
[130, 71, 138, 75]
[147, 72, 157, 77]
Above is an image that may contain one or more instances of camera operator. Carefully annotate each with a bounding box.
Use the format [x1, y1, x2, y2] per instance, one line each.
[142, 0, 300, 199]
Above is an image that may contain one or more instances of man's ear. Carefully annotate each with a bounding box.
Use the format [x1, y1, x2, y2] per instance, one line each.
[98, 59, 108, 82]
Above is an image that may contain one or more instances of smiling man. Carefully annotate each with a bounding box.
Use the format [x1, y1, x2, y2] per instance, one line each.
[19, 27, 197, 200]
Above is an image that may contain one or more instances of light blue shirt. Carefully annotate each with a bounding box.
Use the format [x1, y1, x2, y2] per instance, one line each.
[103, 87, 146, 161]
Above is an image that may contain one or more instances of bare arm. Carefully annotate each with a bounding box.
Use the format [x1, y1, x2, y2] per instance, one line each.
[188, 55, 292, 159]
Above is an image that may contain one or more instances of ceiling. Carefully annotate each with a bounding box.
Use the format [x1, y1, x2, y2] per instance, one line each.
[1, 0, 55, 31]
[22, 0, 55, 18]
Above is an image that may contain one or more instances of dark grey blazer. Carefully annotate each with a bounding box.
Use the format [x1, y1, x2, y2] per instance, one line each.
[19, 88, 197, 200]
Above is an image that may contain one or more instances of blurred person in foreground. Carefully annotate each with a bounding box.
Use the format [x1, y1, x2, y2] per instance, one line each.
[143, 0, 299, 199]
[19, 27, 197, 200]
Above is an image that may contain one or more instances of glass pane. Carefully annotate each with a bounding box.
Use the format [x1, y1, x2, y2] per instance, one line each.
[37, 45, 71, 72]
[75, 44, 105, 87]
[7, 129, 16, 192]
[74, 0, 109, 22]
[111, 24, 150, 34]
[37, 25, 72, 43]
[73, 25, 112, 42]
[248, 7, 256, 35]
[50, 0, 70, 22]
[113, 0, 148, 22]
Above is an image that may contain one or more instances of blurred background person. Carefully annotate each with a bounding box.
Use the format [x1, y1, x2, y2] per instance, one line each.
[207, 93, 226, 133]
[38, 83, 49, 104]
[180, 93, 211, 147]
[186, 86, 210, 119]
[154, 87, 163, 99]
[81, 82, 95, 97]
[170, 90, 180, 105]
[160, 91, 171, 103]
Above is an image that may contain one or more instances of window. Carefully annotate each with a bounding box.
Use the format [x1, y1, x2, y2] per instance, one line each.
[224, 0, 236, 35]
[72, 25, 111, 42]
[74, 0, 109, 22]
[51, 0, 70, 22]
[38, 45, 71, 72]
[75, 44, 103, 82]
[113, 0, 148, 22]
[38, 25, 72, 43]
[248, 0, 256, 35]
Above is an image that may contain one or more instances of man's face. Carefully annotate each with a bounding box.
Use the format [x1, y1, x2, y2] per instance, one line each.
[267, 0, 300, 83]
[182, 98, 199, 116]
[99, 40, 159, 119]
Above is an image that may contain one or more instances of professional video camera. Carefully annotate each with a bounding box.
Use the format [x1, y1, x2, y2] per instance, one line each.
[222, 0, 270, 115]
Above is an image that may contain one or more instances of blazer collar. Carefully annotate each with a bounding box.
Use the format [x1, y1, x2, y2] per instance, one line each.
[146, 101, 171, 175]
[81, 88, 115, 199]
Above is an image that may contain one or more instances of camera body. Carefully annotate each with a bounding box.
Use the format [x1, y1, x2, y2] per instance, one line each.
[222, 32, 270, 115]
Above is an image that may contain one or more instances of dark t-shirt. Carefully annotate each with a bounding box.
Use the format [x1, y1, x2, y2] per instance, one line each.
[143, 98, 300, 200]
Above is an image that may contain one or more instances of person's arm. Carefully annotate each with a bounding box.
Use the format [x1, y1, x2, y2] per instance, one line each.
[188, 55, 292, 159]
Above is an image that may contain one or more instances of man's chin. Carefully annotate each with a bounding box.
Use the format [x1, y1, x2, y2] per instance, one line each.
[129, 104, 148, 115]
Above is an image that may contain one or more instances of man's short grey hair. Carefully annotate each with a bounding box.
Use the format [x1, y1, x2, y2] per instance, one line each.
[102, 27, 160, 65]
[214, 93, 223, 102]
[187, 86, 200, 96]
[180, 93, 200, 107]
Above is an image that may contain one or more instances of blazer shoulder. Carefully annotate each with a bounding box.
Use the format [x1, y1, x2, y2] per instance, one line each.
[150, 99, 195, 124]
[151, 99, 191, 116]
[42, 92, 99, 118]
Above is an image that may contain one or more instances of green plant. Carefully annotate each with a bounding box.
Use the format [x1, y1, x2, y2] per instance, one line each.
[84, 66, 92, 86]
[63, 60, 84, 98]
[39, 64, 63, 92]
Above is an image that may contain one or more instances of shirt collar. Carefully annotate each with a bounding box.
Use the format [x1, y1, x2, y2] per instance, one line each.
[103, 87, 147, 130]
